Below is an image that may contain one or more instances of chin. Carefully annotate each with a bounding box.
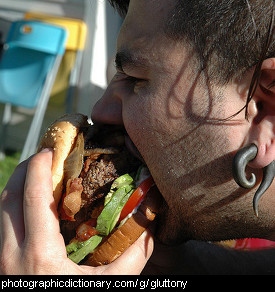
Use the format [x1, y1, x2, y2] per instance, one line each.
[127, 134, 194, 246]
[153, 203, 192, 246]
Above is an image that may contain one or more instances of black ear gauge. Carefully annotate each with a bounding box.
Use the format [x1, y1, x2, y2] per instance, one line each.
[232, 144, 258, 189]
[232, 144, 275, 216]
[253, 161, 275, 217]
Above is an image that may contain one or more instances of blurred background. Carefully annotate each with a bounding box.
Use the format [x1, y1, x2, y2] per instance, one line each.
[0, 0, 122, 189]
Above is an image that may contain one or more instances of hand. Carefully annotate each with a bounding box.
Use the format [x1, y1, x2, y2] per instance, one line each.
[0, 149, 153, 275]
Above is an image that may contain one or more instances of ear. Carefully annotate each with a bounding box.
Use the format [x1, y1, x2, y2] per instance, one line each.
[247, 57, 275, 168]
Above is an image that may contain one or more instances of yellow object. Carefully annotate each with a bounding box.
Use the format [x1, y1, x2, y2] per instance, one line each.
[25, 12, 87, 50]
[24, 12, 87, 109]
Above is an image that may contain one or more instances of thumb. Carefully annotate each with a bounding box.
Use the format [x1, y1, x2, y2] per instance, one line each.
[23, 148, 60, 241]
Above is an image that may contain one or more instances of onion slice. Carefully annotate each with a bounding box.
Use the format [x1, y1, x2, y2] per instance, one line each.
[63, 132, 85, 184]
[84, 147, 119, 157]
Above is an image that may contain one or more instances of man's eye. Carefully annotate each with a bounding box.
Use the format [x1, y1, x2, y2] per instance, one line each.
[126, 75, 141, 84]
[125, 75, 147, 86]
[114, 71, 147, 89]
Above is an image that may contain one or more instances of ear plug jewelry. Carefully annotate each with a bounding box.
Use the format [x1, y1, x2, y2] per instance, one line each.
[232, 144, 275, 216]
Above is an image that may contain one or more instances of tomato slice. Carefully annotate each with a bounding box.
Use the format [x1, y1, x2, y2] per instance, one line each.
[76, 219, 99, 241]
[118, 176, 154, 222]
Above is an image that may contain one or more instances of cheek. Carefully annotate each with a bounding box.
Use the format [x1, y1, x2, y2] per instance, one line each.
[123, 90, 187, 190]
[123, 83, 172, 139]
[123, 92, 166, 170]
[123, 93, 157, 144]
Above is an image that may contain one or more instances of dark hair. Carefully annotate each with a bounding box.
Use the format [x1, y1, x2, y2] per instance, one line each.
[107, 0, 129, 17]
[108, 0, 274, 82]
[166, 0, 274, 84]
[108, 0, 274, 116]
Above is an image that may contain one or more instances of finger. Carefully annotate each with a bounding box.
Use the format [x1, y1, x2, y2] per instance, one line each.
[0, 159, 29, 248]
[23, 149, 60, 242]
[102, 229, 154, 275]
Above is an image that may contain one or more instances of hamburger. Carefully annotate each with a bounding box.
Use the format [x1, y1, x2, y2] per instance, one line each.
[38, 113, 160, 266]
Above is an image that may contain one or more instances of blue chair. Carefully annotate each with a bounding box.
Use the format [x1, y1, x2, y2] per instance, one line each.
[0, 20, 67, 161]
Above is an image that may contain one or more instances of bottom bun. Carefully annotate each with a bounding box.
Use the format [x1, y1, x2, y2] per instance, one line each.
[85, 186, 161, 266]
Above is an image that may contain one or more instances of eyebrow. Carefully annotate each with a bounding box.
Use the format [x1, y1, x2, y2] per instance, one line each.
[115, 49, 149, 72]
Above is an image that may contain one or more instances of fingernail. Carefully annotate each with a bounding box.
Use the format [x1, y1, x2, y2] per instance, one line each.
[40, 148, 53, 153]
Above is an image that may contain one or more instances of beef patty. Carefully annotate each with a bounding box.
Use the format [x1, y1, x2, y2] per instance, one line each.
[60, 145, 140, 243]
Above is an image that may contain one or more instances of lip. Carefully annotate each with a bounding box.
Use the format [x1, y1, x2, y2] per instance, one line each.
[124, 135, 145, 164]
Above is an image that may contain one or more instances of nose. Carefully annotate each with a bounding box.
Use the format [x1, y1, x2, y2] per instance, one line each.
[91, 82, 123, 125]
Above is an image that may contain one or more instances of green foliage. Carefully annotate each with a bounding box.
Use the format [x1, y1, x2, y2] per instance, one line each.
[0, 150, 20, 192]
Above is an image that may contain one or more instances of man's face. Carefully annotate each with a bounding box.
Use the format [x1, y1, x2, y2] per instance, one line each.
[92, 0, 253, 244]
